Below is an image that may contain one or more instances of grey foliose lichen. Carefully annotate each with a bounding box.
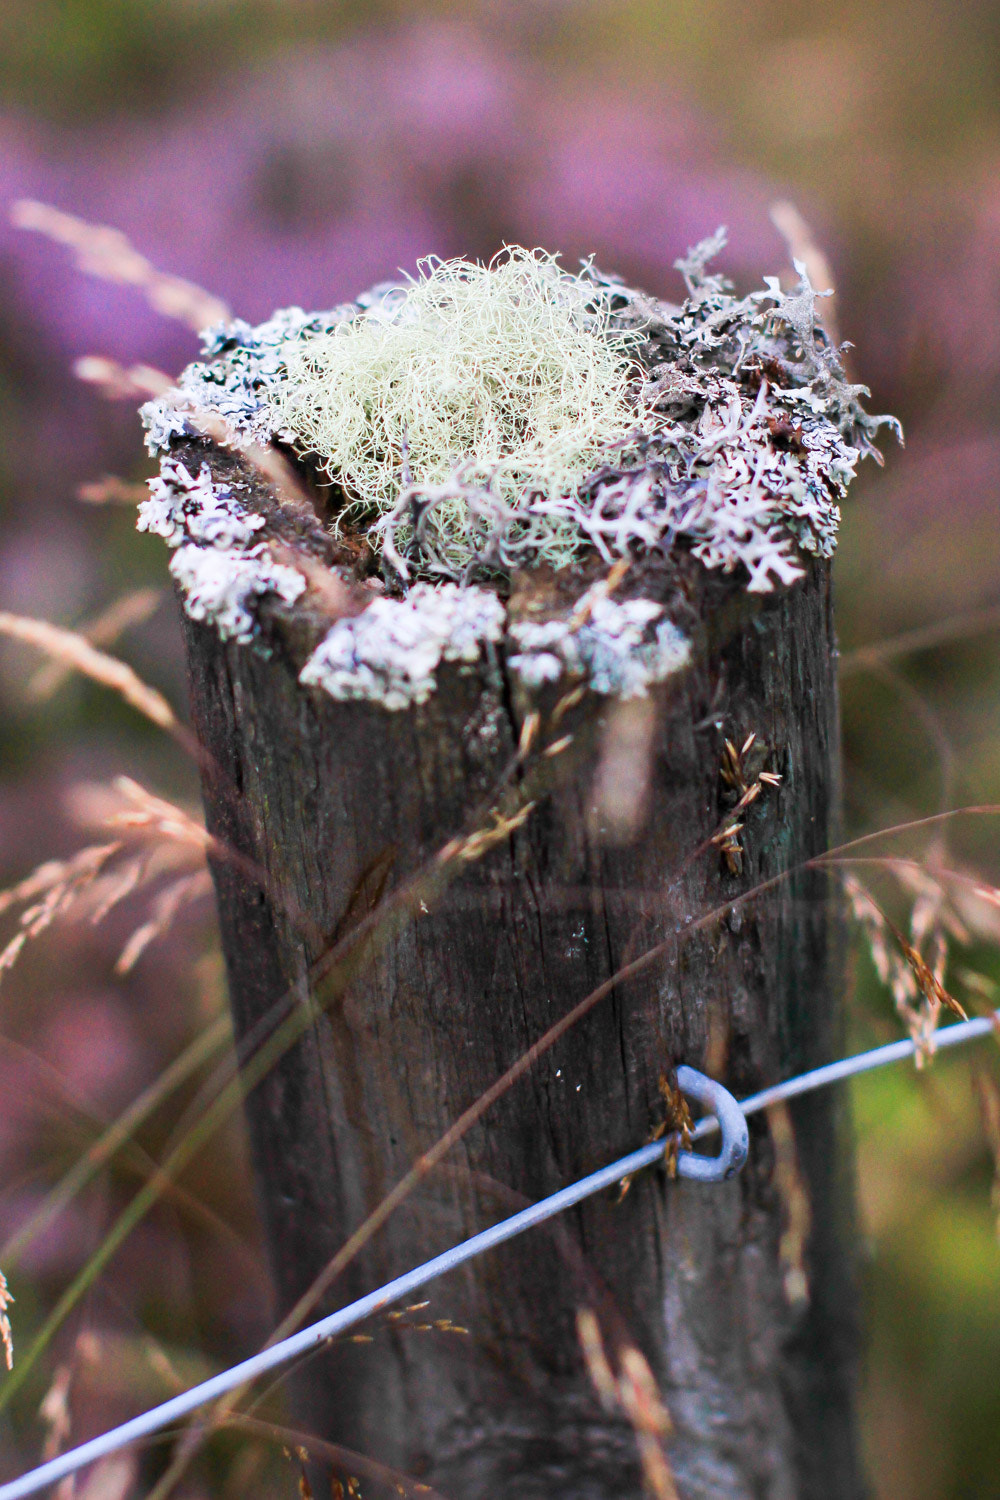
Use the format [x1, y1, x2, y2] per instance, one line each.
[300, 583, 506, 710]
[139, 301, 372, 454]
[299, 581, 691, 710]
[169, 544, 305, 644]
[139, 457, 265, 549]
[138, 456, 304, 644]
[545, 233, 901, 591]
[508, 592, 691, 699]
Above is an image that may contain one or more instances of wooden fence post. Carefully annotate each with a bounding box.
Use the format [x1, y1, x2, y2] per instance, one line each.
[171, 455, 860, 1500]
[141, 248, 889, 1498]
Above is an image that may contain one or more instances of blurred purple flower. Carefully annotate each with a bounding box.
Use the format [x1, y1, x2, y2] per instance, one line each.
[0, 22, 775, 375]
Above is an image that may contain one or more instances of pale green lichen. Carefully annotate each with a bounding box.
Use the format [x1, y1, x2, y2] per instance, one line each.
[270, 248, 647, 574]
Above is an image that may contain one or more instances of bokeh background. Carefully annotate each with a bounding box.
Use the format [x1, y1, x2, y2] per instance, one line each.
[1, 3, 999, 1496]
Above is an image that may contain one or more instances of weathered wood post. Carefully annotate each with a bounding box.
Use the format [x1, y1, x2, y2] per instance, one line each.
[140, 242, 895, 1498]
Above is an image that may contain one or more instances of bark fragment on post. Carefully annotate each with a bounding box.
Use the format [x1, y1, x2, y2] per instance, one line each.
[139, 241, 896, 1499]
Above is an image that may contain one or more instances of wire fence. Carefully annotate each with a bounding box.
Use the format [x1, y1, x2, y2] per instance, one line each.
[1, 1010, 997, 1500]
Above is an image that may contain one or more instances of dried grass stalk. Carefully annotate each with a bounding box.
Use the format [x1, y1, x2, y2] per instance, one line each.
[767, 1101, 812, 1306]
[0, 843, 117, 920]
[0, 842, 122, 981]
[100, 775, 213, 852]
[74, 1455, 137, 1500]
[114, 870, 213, 974]
[844, 869, 970, 1064]
[76, 476, 150, 507]
[11, 200, 228, 332]
[577, 1310, 680, 1499]
[27, 588, 163, 701]
[73, 356, 174, 401]
[39, 1364, 72, 1460]
[617, 1347, 679, 1500]
[769, 199, 839, 346]
[0, 778, 213, 984]
[0, 611, 179, 734]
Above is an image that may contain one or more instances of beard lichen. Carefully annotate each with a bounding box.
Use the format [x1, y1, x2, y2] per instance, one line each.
[139, 234, 899, 708]
[272, 248, 646, 576]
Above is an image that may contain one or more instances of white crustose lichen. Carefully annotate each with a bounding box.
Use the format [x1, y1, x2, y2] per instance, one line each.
[139, 457, 265, 550]
[168, 544, 304, 646]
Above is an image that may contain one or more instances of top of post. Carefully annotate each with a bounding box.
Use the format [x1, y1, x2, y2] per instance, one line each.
[137, 235, 899, 710]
